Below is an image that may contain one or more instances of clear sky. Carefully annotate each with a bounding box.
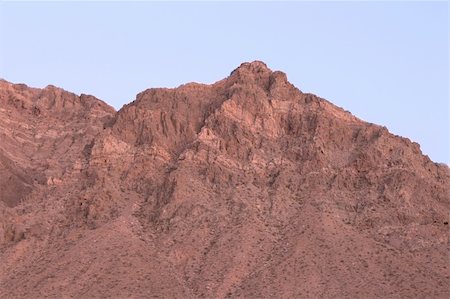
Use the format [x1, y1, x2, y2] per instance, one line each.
[0, 1, 448, 164]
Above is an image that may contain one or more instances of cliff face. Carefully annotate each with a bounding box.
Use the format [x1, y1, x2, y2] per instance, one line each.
[0, 62, 448, 298]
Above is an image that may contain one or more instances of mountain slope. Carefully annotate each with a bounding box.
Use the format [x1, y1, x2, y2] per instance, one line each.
[0, 62, 448, 298]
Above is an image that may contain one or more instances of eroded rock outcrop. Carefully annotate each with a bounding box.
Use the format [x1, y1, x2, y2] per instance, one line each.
[0, 62, 448, 298]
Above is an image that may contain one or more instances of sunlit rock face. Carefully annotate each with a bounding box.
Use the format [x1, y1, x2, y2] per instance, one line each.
[0, 62, 448, 298]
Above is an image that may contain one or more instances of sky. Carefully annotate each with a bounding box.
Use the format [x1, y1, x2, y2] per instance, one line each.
[0, 1, 448, 164]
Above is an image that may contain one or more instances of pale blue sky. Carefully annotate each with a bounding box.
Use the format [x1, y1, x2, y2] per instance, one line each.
[0, 2, 448, 164]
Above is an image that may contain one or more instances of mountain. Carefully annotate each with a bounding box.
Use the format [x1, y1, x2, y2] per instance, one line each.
[0, 62, 448, 298]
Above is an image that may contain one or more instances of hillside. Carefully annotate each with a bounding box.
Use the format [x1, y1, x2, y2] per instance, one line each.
[0, 62, 448, 298]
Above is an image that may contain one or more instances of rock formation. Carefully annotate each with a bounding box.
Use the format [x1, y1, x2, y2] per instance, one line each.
[0, 62, 448, 298]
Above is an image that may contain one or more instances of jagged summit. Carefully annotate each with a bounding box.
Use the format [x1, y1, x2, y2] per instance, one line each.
[231, 60, 271, 74]
[227, 61, 290, 92]
[0, 63, 448, 298]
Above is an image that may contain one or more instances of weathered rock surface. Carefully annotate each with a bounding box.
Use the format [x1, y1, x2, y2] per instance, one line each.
[0, 62, 449, 298]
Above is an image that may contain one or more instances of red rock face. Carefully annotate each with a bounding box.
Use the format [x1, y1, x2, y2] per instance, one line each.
[0, 62, 449, 298]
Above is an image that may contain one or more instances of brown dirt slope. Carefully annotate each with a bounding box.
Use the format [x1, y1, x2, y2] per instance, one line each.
[0, 62, 449, 298]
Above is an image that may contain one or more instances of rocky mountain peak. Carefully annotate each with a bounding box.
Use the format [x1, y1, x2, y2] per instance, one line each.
[231, 60, 271, 75]
[0, 62, 448, 298]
